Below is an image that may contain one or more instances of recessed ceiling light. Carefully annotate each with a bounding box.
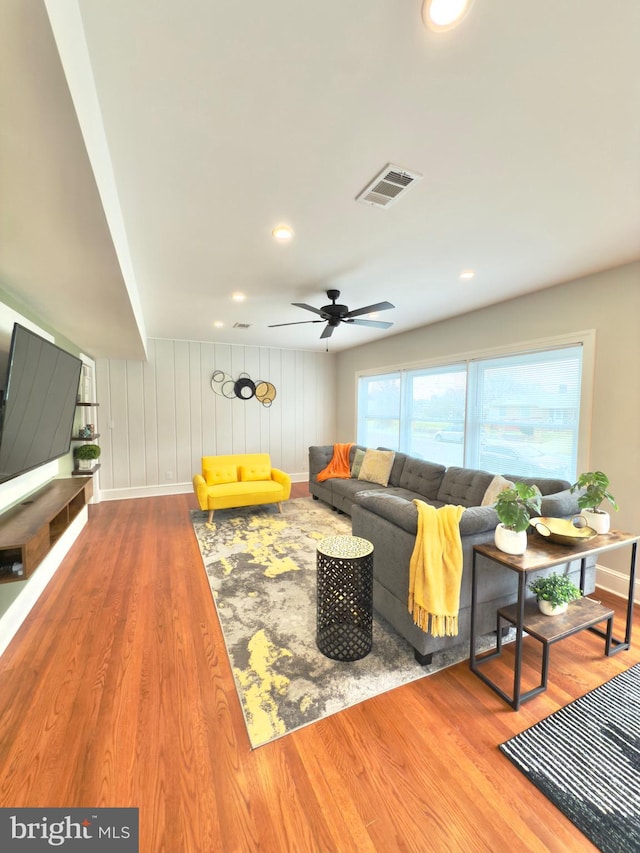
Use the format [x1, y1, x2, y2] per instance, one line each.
[423, 0, 474, 32]
[232, 292, 246, 302]
[459, 269, 475, 280]
[213, 321, 224, 328]
[272, 224, 294, 241]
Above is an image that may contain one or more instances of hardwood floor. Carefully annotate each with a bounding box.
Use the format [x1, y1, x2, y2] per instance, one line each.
[0, 483, 637, 851]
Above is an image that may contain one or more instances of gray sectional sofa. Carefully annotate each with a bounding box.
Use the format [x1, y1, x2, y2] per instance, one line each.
[309, 444, 595, 664]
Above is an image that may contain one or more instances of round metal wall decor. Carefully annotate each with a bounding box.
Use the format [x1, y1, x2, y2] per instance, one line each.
[255, 381, 276, 407]
[234, 374, 256, 399]
[211, 370, 276, 407]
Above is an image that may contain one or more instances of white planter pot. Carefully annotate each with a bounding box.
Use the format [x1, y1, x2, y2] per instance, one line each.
[538, 599, 569, 616]
[77, 458, 93, 471]
[580, 509, 610, 534]
[494, 524, 528, 556]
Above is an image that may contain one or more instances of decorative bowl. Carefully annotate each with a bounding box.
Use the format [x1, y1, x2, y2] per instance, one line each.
[529, 516, 598, 546]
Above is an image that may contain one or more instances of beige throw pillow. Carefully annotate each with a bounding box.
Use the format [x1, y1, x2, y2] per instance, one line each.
[481, 475, 515, 506]
[358, 449, 395, 487]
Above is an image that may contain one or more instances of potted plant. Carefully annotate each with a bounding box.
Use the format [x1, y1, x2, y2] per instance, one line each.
[570, 471, 618, 534]
[494, 483, 542, 555]
[529, 572, 581, 616]
[74, 443, 101, 472]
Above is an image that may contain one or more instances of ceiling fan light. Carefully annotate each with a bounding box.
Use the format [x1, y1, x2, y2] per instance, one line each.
[423, 0, 473, 32]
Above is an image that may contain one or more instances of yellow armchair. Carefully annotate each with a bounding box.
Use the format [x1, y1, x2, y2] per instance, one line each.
[192, 453, 291, 522]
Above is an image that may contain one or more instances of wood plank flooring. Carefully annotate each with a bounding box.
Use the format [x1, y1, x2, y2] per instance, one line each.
[0, 483, 637, 851]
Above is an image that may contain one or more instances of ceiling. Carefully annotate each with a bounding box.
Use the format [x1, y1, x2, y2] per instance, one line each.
[1, 1, 639, 359]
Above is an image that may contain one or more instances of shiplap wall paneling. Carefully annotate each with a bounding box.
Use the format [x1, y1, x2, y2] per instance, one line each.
[258, 347, 272, 455]
[125, 358, 147, 486]
[96, 341, 337, 493]
[190, 341, 207, 465]
[213, 343, 233, 456]
[142, 345, 159, 485]
[106, 360, 131, 489]
[266, 348, 282, 465]
[174, 341, 194, 484]
[241, 346, 261, 456]
[154, 340, 179, 486]
[279, 350, 297, 474]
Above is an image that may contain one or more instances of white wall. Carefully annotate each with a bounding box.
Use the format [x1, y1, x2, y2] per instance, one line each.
[96, 338, 336, 498]
[336, 262, 640, 588]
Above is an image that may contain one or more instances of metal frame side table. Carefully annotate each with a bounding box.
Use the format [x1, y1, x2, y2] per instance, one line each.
[316, 535, 374, 661]
[470, 530, 639, 710]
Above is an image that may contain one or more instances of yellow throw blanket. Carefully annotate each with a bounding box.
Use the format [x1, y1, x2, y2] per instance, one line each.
[408, 500, 465, 638]
[316, 443, 353, 482]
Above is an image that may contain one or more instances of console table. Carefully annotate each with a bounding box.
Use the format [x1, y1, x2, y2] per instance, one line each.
[469, 530, 639, 710]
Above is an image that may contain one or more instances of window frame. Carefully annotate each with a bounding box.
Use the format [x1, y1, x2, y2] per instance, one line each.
[354, 330, 595, 477]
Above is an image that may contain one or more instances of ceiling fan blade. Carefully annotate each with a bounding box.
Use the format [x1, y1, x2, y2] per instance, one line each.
[349, 319, 394, 329]
[344, 301, 395, 319]
[320, 324, 336, 339]
[292, 302, 324, 316]
[267, 320, 323, 328]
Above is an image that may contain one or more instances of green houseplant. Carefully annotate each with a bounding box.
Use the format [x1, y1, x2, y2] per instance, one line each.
[570, 471, 618, 534]
[74, 443, 101, 471]
[529, 572, 581, 616]
[493, 483, 542, 555]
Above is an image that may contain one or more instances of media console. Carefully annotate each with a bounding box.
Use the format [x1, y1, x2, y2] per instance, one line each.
[0, 477, 93, 583]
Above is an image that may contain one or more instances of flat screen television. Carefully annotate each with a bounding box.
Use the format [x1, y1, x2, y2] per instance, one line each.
[0, 324, 82, 485]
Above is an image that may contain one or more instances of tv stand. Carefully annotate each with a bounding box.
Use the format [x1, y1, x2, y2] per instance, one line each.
[0, 478, 93, 584]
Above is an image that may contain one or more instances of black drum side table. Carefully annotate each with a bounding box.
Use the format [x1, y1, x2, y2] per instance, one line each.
[316, 535, 374, 661]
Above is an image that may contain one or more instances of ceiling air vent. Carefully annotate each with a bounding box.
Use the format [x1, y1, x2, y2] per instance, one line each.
[356, 164, 423, 208]
[233, 322, 251, 329]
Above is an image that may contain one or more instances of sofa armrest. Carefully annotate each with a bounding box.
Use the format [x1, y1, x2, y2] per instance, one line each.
[193, 473, 208, 510]
[458, 505, 499, 536]
[539, 488, 581, 518]
[271, 468, 292, 499]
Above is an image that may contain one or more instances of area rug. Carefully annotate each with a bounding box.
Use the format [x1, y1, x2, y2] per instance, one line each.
[191, 497, 506, 749]
[500, 664, 640, 853]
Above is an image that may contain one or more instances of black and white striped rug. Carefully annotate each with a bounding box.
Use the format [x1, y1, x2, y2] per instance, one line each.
[500, 664, 640, 853]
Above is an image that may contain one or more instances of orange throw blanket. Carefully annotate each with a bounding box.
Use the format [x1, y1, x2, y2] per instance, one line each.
[317, 443, 353, 482]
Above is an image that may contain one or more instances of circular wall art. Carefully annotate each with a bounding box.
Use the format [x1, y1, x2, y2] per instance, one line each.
[255, 381, 277, 407]
[211, 370, 276, 407]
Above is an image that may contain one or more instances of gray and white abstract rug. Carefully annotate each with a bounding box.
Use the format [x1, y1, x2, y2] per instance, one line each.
[191, 496, 501, 748]
[500, 664, 640, 852]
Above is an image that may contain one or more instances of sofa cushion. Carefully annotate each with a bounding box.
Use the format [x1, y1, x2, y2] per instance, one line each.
[386, 451, 408, 487]
[398, 456, 446, 501]
[204, 463, 238, 486]
[355, 492, 419, 535]
[501, 473, 571, 497]
[437, 466, 495, 508]
[358, 449, 395, 486]
[481, 475, 515, 506]
[351, 448, 366, 478]
[240, 463, 271, 482]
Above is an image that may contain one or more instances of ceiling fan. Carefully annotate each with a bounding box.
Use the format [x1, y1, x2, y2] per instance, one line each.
[268, 289, 395, 339]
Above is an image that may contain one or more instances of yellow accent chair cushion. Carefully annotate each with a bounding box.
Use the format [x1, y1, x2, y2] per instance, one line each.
[193, 453, 291, 523]
[204, 464, 238, 486]
[240, 463, 272, 482]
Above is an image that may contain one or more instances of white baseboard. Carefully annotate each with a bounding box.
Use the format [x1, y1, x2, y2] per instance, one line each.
[0, 507, 88, 658]
[596, 563, 640, 604]
[100, 471, 309, 502]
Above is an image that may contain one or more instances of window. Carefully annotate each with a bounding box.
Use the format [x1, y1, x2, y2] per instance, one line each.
[357, 341, 585, 481]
